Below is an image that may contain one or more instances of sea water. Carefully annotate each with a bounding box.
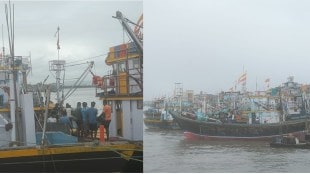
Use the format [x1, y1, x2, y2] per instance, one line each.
[144, 128, 310, 173]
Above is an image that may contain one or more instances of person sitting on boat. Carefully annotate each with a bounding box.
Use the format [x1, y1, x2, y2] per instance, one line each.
[81, 102, 89, 138]
[87, 101, 98, 140]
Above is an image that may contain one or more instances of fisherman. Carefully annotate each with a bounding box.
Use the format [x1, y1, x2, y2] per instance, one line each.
[73, 102, 82, 137]
[81, 102, 89, 138]
[87, 101, 98, 139]
[66, 103, 72, 118]
[51, 103, 60, 121]
[102, 100, 112, 141]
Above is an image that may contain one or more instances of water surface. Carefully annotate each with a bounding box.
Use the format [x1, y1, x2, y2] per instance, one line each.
[144, 127, 310, 173]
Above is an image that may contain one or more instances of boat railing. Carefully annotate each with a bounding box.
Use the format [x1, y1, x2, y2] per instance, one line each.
[95, 70, 142, 98]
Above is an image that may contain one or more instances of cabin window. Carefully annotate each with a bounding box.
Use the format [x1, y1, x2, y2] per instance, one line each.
[133, 59, 140, 69]
[118, 63, 126, 73]
[137, 100, 143, 109]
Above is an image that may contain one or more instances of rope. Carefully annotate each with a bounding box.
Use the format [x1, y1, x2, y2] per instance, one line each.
[65, 54, 106, 65]
[65, 62, 88, 67]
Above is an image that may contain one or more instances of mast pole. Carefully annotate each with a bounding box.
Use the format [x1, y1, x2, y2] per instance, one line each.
[41, 86, 50, 145]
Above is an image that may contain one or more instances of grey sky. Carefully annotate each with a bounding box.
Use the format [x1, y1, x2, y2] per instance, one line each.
[144, 0, 310, 100]
[0, 0, 142, 85]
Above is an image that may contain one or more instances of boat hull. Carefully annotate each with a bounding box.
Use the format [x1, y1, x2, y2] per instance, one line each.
[0, 143, 143, 173]
[171, 111, 309, 141]
[184, 131, 304, 141]
[144, 118, 179, 130]
[270, 142, 310, 149]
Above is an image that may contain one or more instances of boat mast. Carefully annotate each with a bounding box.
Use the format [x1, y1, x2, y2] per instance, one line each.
[1, 24, 4, 65]
[175, 82, 183, 112]
[6, 2, 23, 145]
[49, 26, 65, 107]
[41, 86, 50, 145]
[56, 26, 61, 104]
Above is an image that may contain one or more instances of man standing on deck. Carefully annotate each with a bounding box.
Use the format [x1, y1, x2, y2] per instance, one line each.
[74, 102, 82, 137]
[103, 100, 112, 141]
[81, 102, 89, 137]
[87, 101, 98, 139]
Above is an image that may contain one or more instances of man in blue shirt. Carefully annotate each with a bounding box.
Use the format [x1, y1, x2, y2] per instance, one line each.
[87, 101, 98, 139]
[81, 102, 89, 137]
[59, 110, 72, 133]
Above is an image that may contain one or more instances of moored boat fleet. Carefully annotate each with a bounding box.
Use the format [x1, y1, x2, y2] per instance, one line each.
[145, 76, 310, 148]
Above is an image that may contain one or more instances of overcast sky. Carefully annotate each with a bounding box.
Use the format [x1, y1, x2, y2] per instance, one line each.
[144, 0, 310, 100]
[0, 0, 142, 85]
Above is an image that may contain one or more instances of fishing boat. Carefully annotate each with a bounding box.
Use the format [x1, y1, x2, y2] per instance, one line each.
[170, 77, 310, 141]
[144, 108, 161, 119]
[144, 109, 179, 130]
[0, 6, 142, 172]
[144, 98, 180, 130]
[269, 134, 310, 149]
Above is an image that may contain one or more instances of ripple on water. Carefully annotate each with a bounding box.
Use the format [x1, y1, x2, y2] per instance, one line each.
[144, 129, 310, 172]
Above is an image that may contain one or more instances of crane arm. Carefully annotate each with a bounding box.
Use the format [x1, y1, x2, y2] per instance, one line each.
[113, 11, 143, 54]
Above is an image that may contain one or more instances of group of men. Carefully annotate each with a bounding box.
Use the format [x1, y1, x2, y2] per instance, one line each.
[74, 100, 112, 141]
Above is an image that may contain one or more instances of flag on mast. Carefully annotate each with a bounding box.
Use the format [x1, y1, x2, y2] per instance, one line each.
[238, 72, 247, 85]
[265, 78, 270, 89]
[55, 26, 60, 50]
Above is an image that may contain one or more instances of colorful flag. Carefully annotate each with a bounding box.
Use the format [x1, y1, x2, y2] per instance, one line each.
[238, 72, 246, 85]
[134, 14, 143, 39]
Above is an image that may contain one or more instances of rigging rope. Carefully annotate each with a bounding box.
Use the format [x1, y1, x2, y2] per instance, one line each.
[65, 54, 106, 65]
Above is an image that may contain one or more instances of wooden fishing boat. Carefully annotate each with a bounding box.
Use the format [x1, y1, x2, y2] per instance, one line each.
[0, 7, 143, 172]
[269, 133, 310, 149]
[171, 110, 309, 141]
[144, 110, 180, 130]
[0, 141, 142, 172]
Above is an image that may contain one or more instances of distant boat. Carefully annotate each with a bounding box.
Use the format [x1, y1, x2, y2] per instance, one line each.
[270, 134, 310, 149]
[144, 97, 179, 130]
[144, 108, 161, 119]
[144, 109, 179, 130]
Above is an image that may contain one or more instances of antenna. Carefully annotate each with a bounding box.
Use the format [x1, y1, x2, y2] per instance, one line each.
[1, 24, 4, 65]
